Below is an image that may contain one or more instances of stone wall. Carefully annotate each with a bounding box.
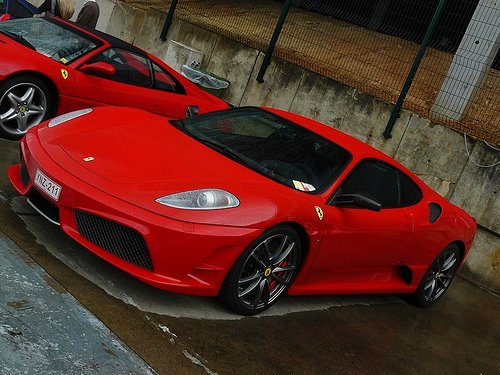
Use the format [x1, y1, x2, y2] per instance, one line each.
[95, 1, 500, 293]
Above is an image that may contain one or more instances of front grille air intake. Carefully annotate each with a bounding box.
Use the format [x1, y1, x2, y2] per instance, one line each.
[28, 189, 60, 225]
[75, 211, 153, 271]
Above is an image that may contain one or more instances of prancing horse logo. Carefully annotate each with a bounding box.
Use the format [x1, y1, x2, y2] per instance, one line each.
[61, 69, 69, 80]
[315, 206, 324, 221]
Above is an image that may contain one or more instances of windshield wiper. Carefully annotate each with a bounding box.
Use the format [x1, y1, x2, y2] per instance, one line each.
[0, 30, 36, 50]
[196, 137, 249, 165]
[169, 119, 185, 131]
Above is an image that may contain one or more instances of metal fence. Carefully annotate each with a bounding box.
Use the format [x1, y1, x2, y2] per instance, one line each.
[125, 0, 499, 144]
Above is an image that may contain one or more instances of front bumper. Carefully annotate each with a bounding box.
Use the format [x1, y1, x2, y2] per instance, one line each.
[8, 137, 262, 296]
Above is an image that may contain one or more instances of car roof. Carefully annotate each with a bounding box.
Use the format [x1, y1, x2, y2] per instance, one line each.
[47, 15, 148, 58]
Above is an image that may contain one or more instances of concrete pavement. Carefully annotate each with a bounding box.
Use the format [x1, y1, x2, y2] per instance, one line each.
[0, 229, 155, 374]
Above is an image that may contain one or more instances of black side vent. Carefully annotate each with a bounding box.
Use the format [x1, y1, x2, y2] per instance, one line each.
[398, 265, 413, 285]
[428, 202, 442, 224]
[75, 211, 153, 271]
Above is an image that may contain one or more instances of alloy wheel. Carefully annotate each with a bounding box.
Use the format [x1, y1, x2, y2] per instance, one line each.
[0, 82, 48, 137]
[236, 233, 300, 311]
[422, 249, 458, 303]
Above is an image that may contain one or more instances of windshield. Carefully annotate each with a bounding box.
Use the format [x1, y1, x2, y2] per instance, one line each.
[0, 17, 99, 64]
[181, 108, 351, 193]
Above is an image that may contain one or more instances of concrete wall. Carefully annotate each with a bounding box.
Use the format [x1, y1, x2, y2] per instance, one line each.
[84, 1, 500, 293]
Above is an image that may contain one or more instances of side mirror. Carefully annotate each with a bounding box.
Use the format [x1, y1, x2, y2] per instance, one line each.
[186, 105, 199, 118]
[80, 62, 116, 76]
[332, 193, 382, 212]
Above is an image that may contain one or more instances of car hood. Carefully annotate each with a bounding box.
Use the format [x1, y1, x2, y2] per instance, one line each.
[36, 107, 316, 227]
[57, 117, 226, 185]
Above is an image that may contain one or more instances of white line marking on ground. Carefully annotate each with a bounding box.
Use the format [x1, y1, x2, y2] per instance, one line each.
[158, 325, 177, 337]
[182, 350, 218, 375]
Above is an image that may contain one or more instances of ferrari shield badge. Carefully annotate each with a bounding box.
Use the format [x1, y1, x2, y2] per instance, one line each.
[60, 69, 69, 80]
[315, 206, 324, 221]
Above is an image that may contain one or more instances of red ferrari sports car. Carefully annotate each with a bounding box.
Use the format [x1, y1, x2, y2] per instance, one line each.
[0, 16, 228, 140]
[7, 106, 476, 315]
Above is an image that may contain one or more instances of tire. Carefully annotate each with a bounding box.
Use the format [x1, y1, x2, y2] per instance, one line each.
[410, 244, 460, 307]
[219, 225, 302, 315]
[0, 75, 53, 141]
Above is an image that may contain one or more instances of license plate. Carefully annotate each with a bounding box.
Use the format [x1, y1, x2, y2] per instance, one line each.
[34, 169, 61, 201]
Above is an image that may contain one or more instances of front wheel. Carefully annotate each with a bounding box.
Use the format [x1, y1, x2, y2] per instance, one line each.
[411, 244, 460, 307]
[0, 75, 53, 140]
[219, 226, 302, 315]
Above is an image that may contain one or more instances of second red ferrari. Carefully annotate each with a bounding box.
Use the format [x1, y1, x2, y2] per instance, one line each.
[0, 16, 228, 140]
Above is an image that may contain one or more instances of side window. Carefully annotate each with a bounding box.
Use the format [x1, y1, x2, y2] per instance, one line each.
[399, 171, 422, 205]
[87, 48, 152, 87]
[152, 63, 180, 93]
[336, 160, 423, 208]
[337, 160, 400, 208]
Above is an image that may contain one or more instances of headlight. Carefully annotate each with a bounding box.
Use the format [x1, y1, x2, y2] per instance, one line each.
[48, 108, 93, 127]
[156, 189, 239, 210]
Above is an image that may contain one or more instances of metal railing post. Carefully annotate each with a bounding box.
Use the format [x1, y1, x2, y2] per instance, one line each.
[383, 0, 447, 138]
[160, 0, 179, 41]
[256, 0, 293, 83]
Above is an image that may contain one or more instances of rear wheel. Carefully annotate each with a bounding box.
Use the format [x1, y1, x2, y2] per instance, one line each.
[219, 226, 302, 315]
[411, 244, 460, 307]
[0, 75, 53, 140]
